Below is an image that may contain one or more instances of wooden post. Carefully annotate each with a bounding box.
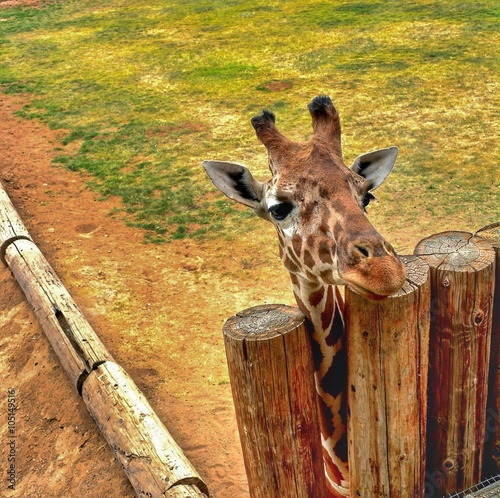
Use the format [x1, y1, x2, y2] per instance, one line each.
[475, 222, 500, 477]
[223, 304, 325, 498]
[415, 231, 496, 496]
[345, 255, 431, 498]
[0, 182, 208, 498]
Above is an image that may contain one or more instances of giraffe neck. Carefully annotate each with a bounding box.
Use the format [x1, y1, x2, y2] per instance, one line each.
[290, 274, 349, 498]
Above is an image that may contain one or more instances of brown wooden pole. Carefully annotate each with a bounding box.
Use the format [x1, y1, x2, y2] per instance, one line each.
[345, 255, 430, 498]
[0, 182, 208, 498]
[475, 222, 500, 477]
[82, 362, 209, 497]
[223, 304, 325, 498]
[0, 184, 112, 390]
[415, 231, 496, 496]
[4, 237, 112, 390]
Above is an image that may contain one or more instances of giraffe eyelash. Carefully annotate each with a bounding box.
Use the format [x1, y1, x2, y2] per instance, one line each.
[363, 192, 375, 210]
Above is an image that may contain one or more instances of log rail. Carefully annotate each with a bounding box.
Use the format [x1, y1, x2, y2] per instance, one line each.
[0, 181, 209, 498]
[415, 231, 496, 495]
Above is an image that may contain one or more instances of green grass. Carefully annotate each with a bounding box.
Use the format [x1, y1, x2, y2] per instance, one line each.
[0, 0, 498, 244]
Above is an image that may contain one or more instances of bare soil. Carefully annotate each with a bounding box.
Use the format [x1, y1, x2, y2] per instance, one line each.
[0, 91, 297, 498]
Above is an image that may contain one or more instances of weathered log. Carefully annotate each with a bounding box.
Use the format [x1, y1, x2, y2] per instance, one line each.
[415, 231, 495, 496]
[1, 184, 112, 389]
[0, 183, 31, 266]
[83, 361, 208, 498]
[345, 255, 430, 498]
[223, 304, 325, 498]
[4, 238, 112, 390]
[475, 222, 500, 477]
[0, 181, 209, 497]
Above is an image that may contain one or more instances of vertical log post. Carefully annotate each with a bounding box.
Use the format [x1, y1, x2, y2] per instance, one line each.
[223, 304, 325, 498]
[345, 255, 431, 498]
[475, 222, 500, 477]
[415, 231, 496, 496]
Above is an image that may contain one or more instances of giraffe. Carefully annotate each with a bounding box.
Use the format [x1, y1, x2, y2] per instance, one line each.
[203, 95, 406, 497]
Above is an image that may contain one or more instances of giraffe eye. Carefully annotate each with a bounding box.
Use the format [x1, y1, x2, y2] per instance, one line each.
[268, 202, 294, 221]
[363, 192, 375, 209]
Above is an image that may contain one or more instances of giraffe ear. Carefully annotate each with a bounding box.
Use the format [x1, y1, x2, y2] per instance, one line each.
[350, 146, 399, 190]
[202, 161, 264, 209]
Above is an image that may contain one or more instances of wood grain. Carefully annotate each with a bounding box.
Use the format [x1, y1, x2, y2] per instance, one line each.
[475, 222, 500, 477]
[345, 255, 430, 498]
[415, 231, 496, 495]
[223, 304, 325, 498]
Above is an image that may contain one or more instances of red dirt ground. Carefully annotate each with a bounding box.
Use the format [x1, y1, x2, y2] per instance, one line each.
[0, 89, 298, 497]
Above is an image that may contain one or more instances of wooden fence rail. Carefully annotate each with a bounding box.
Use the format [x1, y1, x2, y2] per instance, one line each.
[345, 255, 430, 498]
[415, 231, 496, 496]
[0, 182, 209, 498]
[225, 225, 499, 498]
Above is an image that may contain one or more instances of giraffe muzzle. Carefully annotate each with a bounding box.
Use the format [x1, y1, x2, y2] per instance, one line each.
[339, 238, 407, 300]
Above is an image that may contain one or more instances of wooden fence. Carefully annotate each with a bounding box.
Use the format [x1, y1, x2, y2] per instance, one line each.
[223, 224, 500, 498]
[1, 182, 209, 498]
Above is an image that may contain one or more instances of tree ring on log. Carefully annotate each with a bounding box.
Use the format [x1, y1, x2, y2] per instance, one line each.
[414, 230, 495, 271]
[475, 222, 500, 248]
[226, 304, 305, 339]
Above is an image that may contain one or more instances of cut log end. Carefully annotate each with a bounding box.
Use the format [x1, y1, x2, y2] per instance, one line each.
[414, 231, 495, 272]
[83, 361, 209, 498]
[394, 255, 429, 296]
[224, 303, 305, 341]
[476, 222, 500, 248]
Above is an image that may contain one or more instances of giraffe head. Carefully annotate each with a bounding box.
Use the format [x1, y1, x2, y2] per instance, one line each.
[203, 96, 406, 300]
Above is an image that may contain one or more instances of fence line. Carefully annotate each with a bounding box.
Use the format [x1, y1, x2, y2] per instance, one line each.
[0, 181, 209, 498]
[224, 224, 499, 498]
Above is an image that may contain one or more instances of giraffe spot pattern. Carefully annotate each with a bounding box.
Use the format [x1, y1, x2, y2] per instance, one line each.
[292, 233, 302, 258]
[321, 347, 346, 400]
[303, 248, 315, 270]
[284, 256, 300, 275]
[320, 269, 334, 283]
[321, 286, 335, 331]
[318, 240, 334, 265]
[326, 304, 344, 347]
[318, 395, 335, 438]
[334, 428, 348, 464]
[309, 287, 325, 308]
[308, 327, 323, 372]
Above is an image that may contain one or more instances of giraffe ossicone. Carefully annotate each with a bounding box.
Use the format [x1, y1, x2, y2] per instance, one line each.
[203, 95, 406, 497]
